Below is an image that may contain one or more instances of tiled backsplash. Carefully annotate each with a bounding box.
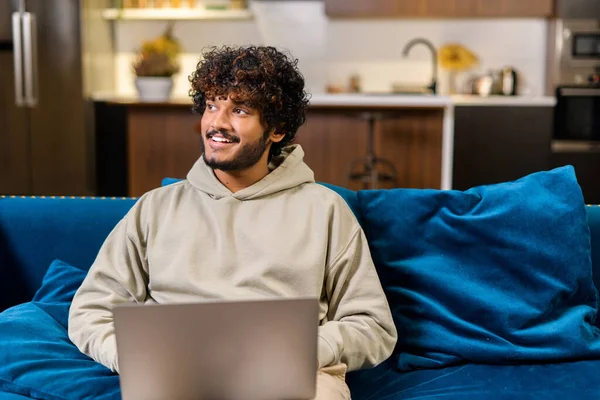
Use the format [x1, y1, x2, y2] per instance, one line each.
[113, 0, 548, 97]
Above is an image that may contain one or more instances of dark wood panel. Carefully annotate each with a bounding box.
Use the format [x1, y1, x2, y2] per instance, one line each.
[453, 106, 553, 191]
[297, 108, 444, 190]
[555, 0, 600, 18]
[125, 106, 445, 196]
[325, 0, 554, 18]
[376, 109, 444, 189]
[295, 110, 369, 191]
[0, 53, 31, 195]
[474, 0, 553, 17]
[424, 0, 478, 17]
[128, 108, 201, 197]
[550, 152, 600, 205]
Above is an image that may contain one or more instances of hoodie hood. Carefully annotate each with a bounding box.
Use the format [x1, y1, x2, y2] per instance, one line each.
[186, 144, 315, 200]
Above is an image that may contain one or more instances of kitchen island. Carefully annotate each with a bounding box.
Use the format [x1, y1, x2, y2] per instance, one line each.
[93, 93, 554, 197]
[301, 94, 454, 193]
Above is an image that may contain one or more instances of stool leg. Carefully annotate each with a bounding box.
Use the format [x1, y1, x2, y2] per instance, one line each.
[366, 115, 378, 190]
[344, 112, 399, 190]
[376, 157, 398, 188]
[345, 158, 368, 189]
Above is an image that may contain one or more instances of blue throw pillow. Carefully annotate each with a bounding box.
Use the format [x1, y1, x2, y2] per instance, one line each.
[33, 259, 88, 303]
[0, 259, 120, 400]
[358, 166, 600, 371]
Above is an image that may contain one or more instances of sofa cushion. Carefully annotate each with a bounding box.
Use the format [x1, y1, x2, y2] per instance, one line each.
[346, 357, 600, 400]
[358, 165, 600, 371]
[33, 259, 87, 304]
[0, 392, 34, 399]
[0, 259, 120, 400]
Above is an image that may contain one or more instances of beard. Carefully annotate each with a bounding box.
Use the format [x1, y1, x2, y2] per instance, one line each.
[201, 128, 271, 172]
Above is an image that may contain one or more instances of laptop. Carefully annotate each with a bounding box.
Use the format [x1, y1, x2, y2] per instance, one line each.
[113, 297, 319, 400]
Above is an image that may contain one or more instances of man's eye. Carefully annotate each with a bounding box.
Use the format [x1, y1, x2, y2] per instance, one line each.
[234, 108, 249, 115]
[206, 104, 216, 111]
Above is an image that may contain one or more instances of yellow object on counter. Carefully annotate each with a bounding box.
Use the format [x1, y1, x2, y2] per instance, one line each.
[438, 43, 479, 71]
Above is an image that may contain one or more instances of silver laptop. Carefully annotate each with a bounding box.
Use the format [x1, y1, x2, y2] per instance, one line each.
[113, 297, 319, 400]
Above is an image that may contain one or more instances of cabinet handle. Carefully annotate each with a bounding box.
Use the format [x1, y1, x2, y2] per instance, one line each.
[22, 12, 38, 107]
[559, 88, 600, 97]
[11, 12, 25, 107]
[552, 141, 600, 153]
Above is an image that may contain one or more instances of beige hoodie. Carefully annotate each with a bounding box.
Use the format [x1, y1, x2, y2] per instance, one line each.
[68, 144, 397, 373]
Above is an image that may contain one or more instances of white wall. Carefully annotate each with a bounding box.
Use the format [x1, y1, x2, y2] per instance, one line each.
[112, 0, 548, 97]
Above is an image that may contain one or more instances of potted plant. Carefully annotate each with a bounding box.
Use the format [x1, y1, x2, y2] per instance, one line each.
[132, 23, 181, 102]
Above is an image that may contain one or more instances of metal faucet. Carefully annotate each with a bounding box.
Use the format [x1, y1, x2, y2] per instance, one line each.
[402, 38, 438, 95]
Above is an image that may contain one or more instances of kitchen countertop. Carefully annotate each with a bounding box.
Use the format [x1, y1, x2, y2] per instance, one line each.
[92, 93, 556, 108]
[450, 95, 556, 106]
[308, 93, 453, 108]
[311, 94, 556, 107]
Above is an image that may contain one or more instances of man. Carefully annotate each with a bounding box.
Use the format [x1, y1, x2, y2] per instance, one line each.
[69, 45, 397, 399]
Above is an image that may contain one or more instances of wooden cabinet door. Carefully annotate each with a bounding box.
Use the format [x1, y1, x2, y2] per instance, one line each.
[295, 107, 444, 190]
[473, 0, 554, 17]
[324, 0, 422, 18]
[296, 108, 445, 190]
[453, 106, 553, 191]
[127, 107, 202, 197]
[325, 0, 554, 18]
[550, 151, 600, 204]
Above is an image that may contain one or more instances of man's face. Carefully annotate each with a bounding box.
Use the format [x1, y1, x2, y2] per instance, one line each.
[200, 95, 273, 172]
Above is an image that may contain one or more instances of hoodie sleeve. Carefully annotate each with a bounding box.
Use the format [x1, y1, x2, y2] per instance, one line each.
[68, 202, 149, 373]
[318, 226, 398, 371]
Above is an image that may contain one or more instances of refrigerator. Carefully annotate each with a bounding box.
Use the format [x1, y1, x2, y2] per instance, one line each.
[0, 0, 91, 196]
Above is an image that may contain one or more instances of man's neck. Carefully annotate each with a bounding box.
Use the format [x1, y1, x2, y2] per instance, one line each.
[214, 163, 271, 193]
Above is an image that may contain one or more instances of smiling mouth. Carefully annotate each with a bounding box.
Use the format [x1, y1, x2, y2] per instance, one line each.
[206, 131, 239, 145]
[211, 136, 234, 143]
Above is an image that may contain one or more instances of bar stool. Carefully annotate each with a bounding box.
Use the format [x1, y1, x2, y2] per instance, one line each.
[345, 111, 397, 190]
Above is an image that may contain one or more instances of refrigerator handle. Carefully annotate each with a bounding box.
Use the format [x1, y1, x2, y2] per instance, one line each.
[22, 12, 38, 107]
[11, 12, 25, 107]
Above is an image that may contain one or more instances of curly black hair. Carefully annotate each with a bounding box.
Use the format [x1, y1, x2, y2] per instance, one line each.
[189, 45, 310, 158]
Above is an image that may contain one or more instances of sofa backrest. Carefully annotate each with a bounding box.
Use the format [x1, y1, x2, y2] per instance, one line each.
[0, 196, 137, 311]
[1, 191, 600, 315]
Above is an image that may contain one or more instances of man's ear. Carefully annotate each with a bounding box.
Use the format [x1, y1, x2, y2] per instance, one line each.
[269, 128, 286, 143]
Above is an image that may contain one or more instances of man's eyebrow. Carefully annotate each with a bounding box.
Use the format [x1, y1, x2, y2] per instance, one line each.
[231, 99, 256, 108]
[206, 94, 257, 109]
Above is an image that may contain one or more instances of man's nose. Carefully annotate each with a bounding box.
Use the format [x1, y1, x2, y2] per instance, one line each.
[211, 108, 233, 131]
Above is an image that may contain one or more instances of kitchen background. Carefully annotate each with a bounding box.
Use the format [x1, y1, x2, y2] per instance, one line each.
[2, 0, 600, 202]
[96, 2, 548, 97]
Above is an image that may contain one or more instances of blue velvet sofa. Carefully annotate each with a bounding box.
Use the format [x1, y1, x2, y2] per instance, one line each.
[2, 166, 600, 400]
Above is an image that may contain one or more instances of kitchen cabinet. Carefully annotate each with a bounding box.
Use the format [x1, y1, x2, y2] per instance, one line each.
[325, 0, 554, 18]
[296, 108, 444, 191]
[126, 107, 201, 197]
[94, 101, 201, 197]
[555, 0, 600, 19]
[550, 151, 600, 205]
[452, 106, 553, 191]
[94, 100, 447, 197]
